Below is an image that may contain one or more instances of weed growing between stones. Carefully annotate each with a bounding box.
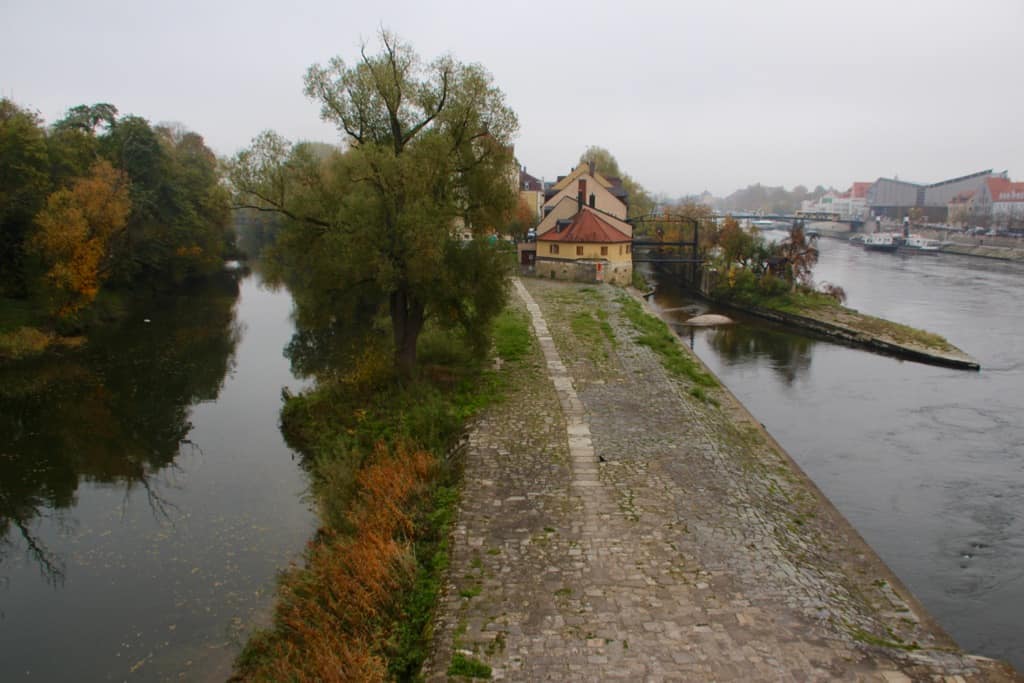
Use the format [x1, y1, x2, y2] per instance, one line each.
[448, 652, 492, 678]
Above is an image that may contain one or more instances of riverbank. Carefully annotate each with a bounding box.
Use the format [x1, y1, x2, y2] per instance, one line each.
[711, 297, 981, 370]
[424, 278, 1018, 680]
[231, 314, 533, 680]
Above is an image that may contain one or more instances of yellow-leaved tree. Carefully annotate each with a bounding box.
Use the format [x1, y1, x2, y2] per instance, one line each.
[31, 160, 130, 318]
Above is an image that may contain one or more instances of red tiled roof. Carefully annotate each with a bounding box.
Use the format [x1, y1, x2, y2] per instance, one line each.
[987, 177, 1024, 202]
[536, 207, 631, 243]
[851, 182, 872, 199]
[950, 190, 975, 203]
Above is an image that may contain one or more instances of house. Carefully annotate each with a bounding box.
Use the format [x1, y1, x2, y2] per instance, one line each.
[947, 191, 975, 228]
[542, 163, 628, 222]
[536, 205, 633, 285]
[518, 162, 633, 284]
[975, 177, 1024, 228]
[519, 166, 544, 222]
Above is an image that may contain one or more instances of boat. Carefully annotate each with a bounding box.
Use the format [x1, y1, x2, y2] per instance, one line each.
[863, 232, 900, 252]
[899, 235, 941, 254]
[848, 233, 866, 245]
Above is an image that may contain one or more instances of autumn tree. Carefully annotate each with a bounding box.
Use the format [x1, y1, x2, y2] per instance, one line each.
[774, 223, 818, 289]
[230, 31, 518, 375]
[31, 160, 131, 317]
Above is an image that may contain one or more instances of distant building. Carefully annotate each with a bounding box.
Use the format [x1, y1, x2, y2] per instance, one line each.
[802, 182, 870, 219]
[866, 170, 1005, 222]
[947, 191, 975, 228]
[975, 177, 1024, 228]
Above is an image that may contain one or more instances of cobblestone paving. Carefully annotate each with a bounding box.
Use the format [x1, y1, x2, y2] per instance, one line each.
[424, 278, 1018, 682]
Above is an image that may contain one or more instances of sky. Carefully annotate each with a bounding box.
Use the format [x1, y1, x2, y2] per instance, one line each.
[2, 0, 1021, 198]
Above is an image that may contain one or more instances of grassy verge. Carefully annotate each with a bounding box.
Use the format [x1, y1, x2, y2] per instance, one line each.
[617, 294, 717, 388]
[714, 285, 956, 354]
[233, 308, 532, 681]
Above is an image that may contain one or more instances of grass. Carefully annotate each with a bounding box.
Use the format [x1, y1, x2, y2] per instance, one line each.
[713, 279, 956, 353]
[617, 295, 717, 388]
[447, 653, 492, 678]
[492, 308, 533, 361]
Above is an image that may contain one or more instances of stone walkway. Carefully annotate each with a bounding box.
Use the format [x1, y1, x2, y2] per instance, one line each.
[423, 278, 1017, 682]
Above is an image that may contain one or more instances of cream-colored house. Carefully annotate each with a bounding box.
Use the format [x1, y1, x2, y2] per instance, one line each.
[535, 206, 633, 285]
[542, 168, 628, 224]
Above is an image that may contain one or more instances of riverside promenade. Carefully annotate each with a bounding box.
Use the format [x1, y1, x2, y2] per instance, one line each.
[424, 278, 1019, 682]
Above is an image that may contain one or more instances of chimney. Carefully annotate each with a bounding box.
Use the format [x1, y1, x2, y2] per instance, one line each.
[578, 178, 586, 211]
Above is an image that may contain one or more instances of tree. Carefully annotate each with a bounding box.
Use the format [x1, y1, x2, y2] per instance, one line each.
[231, 31, 518, 375]
[30, 160, 130, 317]
[774, 223, 818, 289]
[0, 99, 52, 295]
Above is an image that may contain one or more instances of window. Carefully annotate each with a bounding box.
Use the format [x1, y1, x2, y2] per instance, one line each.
[550, 244, 559, 255]
[626, 244, 632, 254]
[576, 245, 584, 256]
[600, 246, 608, 256]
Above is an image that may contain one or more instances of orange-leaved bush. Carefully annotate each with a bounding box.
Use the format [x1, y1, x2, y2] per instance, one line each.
[235, 442, 436, 682]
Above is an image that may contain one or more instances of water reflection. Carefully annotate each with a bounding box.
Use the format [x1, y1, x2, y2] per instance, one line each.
[704, 323, 814, 385]
[0, 274, 242, 586]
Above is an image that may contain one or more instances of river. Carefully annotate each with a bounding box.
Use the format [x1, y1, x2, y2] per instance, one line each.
[0, 270, 316, 681]
[649, 241, 1024, 670]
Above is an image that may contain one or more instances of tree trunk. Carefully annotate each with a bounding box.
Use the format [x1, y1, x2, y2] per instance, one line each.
[390, 287, 425, 376]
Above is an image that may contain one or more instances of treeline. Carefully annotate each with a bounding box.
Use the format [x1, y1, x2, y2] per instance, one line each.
[0, 99, 234, 324]
[715, 183, 832, 214]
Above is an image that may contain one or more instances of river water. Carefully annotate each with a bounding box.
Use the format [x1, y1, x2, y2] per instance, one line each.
[0, 271, 315, 681]
[649, 241, 1024, 670]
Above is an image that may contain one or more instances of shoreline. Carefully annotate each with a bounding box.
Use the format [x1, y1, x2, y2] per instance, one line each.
[702, 296, 981, 370]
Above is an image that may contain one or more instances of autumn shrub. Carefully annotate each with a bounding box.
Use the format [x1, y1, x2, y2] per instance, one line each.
[0, 326, 54, 359]
[234, 443, 437, 682]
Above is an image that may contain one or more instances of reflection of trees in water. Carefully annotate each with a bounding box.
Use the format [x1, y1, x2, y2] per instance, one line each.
[706, 323, 815, 385]
[0, 274, 242, 585]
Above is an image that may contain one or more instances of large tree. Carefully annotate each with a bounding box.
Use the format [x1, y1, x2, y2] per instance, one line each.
[230, 31, 518, 375]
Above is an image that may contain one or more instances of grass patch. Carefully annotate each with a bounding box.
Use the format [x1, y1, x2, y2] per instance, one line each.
[714, 283, 956, 353]
[851, 628, 921, 652]
[617, 295, 717, 388]
[492, 308, 532, 361]
[448, 653, 492, 678]
[459, 584, 482, 599]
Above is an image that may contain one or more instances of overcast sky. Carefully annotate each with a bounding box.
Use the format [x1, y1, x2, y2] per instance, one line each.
[2, 0, 1021, 197]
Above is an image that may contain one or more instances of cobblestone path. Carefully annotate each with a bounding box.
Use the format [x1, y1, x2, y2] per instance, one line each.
[424, 279, 1017, 682]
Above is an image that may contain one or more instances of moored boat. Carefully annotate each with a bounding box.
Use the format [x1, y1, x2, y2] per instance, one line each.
[899, 235, 941, 254]
[863, 232, 900, 252]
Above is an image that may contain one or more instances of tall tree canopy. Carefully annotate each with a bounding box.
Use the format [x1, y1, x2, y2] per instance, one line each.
[230, 31, 519, 375]
[0, 100, 51, 295]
